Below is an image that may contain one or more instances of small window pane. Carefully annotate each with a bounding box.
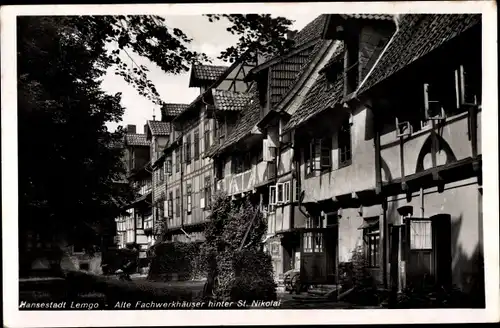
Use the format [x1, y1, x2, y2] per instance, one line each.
[410, 220, 432, 249]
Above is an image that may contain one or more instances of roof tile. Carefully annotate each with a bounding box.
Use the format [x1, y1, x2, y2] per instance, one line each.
[340, 14, 394, 21]
[191, 64, 228, 82]
[206, 86, 260, 157]
[148, 120, 171, 136]
[125, 134, 150, 147]
[358, 14, 481, 95]
[283, 45, 345, 132]
[162, 103, 189, 117]
[292, 14, 329, 47]
[212, 89, 253, 112]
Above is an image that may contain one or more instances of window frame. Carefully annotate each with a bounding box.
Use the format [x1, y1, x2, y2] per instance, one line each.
[175, 189, 180, 218]
[204, 119, 211, 152]
[135, 214, 144, 229]
[185, 134, 192, 164]
[363, 220, 380, 268]
[338, 118, 352, 168]
[409, 219, 432, 250]
[186, 184, 192, 214]
[168, 192, 174, 218]
[283, 181, 291, 203]
[175, 149, 180, 173]
[194, 129, 200, 160]
[320, 136, 333, 170]
[276, 183, 284, 204]
[204, 176, 212, 209]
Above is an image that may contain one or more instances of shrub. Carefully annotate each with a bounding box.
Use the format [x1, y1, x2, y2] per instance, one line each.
[200, 191, 276, 302]
[350, 245, 374, 289]
[147, 241, 204, 281]
[101, 248, 137, 274]
[230, 250, 277, 302]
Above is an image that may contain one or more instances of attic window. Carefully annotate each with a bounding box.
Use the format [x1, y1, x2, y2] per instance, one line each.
[324, 60, 343, 87]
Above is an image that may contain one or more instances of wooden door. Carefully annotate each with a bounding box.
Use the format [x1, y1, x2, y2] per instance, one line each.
[300, 228, 336, 285]
[405, 218, 434, 289]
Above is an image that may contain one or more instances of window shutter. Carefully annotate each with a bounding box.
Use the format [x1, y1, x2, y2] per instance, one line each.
[163, 201, 168, 218]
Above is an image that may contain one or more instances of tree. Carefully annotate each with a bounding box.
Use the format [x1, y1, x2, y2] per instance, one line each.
[17, 14, 293, 269]
[17, 17, 136, 263]
[200, 192, 276, 302]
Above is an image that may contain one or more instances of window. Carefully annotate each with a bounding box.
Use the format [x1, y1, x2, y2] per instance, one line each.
[175, 189, 180, 218]
[303, 146, 311, 175]
[269, 185, 276, 212]
[284, 181, 291, 203]
[243, 152, 252, 171]
[175, 149, 180, 173]
[186, 185, 192, 214]
[232, 156, 243, 174]
[215, 119, 226, 144]
[204, 120, 211, 151]
[276, 183, 284, 204]
[136, 214, 143, 229]
[204, 176, 212, 208]
[303, 232, 324, 253]
[216, 160, 225, 180]
[320, 137, 333, 169]
[185, 134, 191, 163]
[194, 130, 200, 160]
[159, 166, 164, 183]
[363, 218, 380, 267]
[410, 220, 432, 250]
[165, 157, 172, 175]
[338, 118, 352, 167]
[305, 216, 321, 228]
[168, 192, 173, 218]
[293, 179, 300, 202]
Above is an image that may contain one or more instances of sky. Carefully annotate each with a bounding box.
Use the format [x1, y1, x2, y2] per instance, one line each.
[102, 14, 318, 134]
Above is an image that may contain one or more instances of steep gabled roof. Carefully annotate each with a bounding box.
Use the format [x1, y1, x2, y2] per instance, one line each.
[211, 89, 253, 112]
[205, 86, 260, 157]
[173, 59, 245, 123]
[189, 64, 228, 87]
[292, 14, 329, 48]
[269, 41, 325, 108]
[147, 120, 170, 136]
[339, 14, 393, 21]
[161, 103, 189, 118]
[283, 45, 345, 133]
[207, 15, 335, 157]
[357, 14, 481, 96]
[125, 133, 150, 147]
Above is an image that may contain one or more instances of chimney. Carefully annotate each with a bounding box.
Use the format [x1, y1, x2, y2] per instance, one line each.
[126, 124, 136, 134]
[144, 124, 149, 135]
[286, 30, 298, 40]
